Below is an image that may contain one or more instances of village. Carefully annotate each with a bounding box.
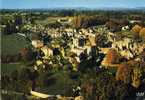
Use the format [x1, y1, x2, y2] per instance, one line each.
[20, 20, 145, 99]
[1, 9, 145, 100]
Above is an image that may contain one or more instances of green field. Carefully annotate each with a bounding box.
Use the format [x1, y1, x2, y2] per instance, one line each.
[35, 17, 73, 25]
[1, 34, 29, 74]
[37, 71, 79, 95]
[1, 34, 29, 55]
[1, 63, 25, 74]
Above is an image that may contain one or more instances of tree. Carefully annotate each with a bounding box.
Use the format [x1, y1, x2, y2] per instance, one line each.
[79, 52, 88, 62]
[3, 21, 17, 34]
[47, 21, 62, 28]
[80, 74, 97, 100]
[14, 14, 23, 26]
[139, 28, 145, 40]
[19, 68, 31, 81]
[90, 46, 99, 63]
[116, 63, 131, 84]
[131, 24, 142, 39]
[105, 20, 121, 32]
[95, 34, 111, 48]
[19, 47, 35, 61]
[95, 70, 130, 100]
[131, 67, 142, 88]
[11, 70, 19, 81]
[72, 15, 83, 29]
[73, 15, 107, 29]
[19, 68, 38, 92]
[102, 49, 120, 67]
[29, 70, 39, 91]
[1, 74, 11, 89]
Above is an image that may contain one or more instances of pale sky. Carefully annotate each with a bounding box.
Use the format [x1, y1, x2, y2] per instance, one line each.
[0, 0, 145, 9]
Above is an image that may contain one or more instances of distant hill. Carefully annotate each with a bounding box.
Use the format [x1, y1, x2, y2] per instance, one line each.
[0, 7, 145, 11]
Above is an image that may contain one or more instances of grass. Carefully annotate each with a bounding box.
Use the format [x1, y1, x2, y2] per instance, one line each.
[35, 17, 58, 25]
[37, 71, 78, 96]
[1, 63, 25, 74]
[35, 16, 73, 25]
[1, 34, 29, 55]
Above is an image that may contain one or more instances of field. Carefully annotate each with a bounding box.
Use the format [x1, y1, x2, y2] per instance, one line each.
[1, 34, 29, 55]
[1, 33, 29, 74]
[35, 16, 73, 25]
[37, 71, 78, 95]
[1, 63, 25, 74]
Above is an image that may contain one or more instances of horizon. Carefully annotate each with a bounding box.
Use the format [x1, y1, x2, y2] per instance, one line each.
[1, 0, 145, 9]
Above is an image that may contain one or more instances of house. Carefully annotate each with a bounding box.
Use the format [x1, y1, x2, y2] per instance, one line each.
[31, 40, 44, 48]
[111, 37, 144, 59]
[107, 32, 116, 42]
[100, 48, 110, 54]
[122, 25, 129, 31]
[78, 36, 86, 47]
[130, 20, 141, 24]
[120, 50, 133, 59]
[71, 48, 85, 57]
[36, 60, 43, 66]
[57, 18, 72, 24]
[72, 35, 86, 48]
[41, 46, 53, 59]
[88, 35, 96, 46]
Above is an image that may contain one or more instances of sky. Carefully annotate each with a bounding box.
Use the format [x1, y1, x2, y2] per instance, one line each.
[0, 0, 145, 9]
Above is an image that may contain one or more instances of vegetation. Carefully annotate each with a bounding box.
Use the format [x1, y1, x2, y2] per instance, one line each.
[72, 15, 107, 28]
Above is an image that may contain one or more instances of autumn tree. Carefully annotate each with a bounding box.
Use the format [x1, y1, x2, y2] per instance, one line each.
[73, 15, 107, 29]
[131, 67, 142, 88]
[139, 28, 145, 40]
[131, 24, 142, 39]
[72, 15, 84, 29]
[102, 49, 120, 67]
[116, 63, 131, 84]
